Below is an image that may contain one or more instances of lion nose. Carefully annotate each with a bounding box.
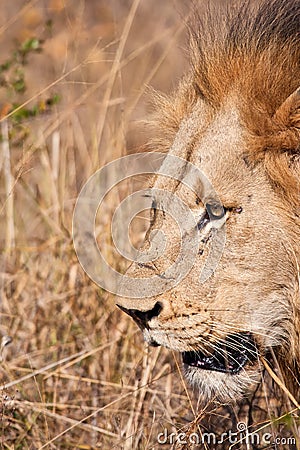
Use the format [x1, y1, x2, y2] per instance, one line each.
[117, 302, 162, 330]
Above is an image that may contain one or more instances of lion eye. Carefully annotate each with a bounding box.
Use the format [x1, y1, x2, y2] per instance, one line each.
[206, 202, 225, 220]
[197, 203, 226, 230]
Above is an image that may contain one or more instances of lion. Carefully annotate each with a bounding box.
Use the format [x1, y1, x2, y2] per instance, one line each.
[117, 0, 300, 403]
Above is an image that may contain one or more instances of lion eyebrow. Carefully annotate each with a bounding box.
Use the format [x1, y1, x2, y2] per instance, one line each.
[151, 198, 157, 210]
[141, 192, 157, 207]
[195, 196, 204, 206]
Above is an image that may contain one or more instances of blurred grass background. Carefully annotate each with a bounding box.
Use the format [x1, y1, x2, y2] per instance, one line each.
[0, 1, 299, 449]
[0, 1, 194, 448]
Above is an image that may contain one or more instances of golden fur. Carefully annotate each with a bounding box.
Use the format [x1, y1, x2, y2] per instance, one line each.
[118, 0, 300, 402]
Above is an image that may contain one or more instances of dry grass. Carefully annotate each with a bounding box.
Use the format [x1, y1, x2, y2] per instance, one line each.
[0, 1, 299, 449]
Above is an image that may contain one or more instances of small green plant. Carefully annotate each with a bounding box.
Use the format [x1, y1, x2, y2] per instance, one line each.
[0, 36, 60, 143]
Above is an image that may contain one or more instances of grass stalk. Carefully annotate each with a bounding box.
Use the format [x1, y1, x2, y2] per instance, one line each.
[2, 119, 15, 254]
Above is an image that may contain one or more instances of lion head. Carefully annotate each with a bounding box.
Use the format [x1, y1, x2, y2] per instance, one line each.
[117, 0, 300, 402]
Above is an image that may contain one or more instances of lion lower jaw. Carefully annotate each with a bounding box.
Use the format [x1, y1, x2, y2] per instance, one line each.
[184, 364, 261, 402]
[143, 329, 262, 401]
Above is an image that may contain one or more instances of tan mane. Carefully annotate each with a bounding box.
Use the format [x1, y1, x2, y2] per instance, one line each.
[191, 0, 300, 208]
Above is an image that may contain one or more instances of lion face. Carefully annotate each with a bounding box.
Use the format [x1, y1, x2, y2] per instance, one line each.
[117, 97, 299, 401]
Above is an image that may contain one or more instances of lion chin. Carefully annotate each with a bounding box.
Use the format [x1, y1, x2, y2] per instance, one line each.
[183, 366, 261, 403]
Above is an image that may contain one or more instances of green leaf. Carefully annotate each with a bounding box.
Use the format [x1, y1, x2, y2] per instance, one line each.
[21, 38, 40, 52]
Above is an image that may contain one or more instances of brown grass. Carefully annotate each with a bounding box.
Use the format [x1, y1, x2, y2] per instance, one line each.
[0, 1, 299, 449]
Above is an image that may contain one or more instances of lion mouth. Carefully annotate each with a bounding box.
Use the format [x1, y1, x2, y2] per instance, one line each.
[182, 333, 258, 374]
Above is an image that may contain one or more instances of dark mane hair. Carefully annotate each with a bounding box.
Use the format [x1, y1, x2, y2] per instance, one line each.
[191, 0, 300, 113]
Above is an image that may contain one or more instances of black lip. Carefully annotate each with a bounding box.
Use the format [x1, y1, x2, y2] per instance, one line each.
[182, 333, 258, 374]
